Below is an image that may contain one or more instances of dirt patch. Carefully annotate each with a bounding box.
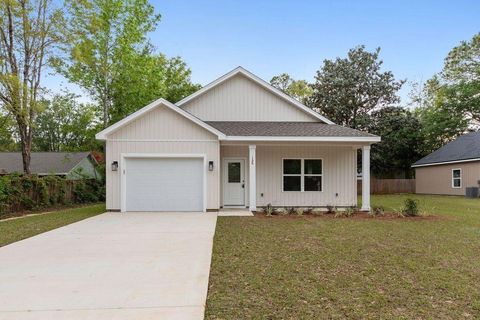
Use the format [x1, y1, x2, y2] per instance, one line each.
[253, 211, 447, 221]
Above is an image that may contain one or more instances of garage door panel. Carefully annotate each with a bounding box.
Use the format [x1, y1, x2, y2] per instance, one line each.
[125, 158, 203, 212]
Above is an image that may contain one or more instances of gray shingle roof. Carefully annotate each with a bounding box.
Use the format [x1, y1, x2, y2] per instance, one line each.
[205, 121, 377, 137]
[413, 131, 480, 166]
[0, 152, 91, 174]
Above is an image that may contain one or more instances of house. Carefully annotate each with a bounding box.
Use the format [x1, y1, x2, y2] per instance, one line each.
[412, 131, 480, 196]
[96, 67, 380, 212]
[0, 152, 101, 180]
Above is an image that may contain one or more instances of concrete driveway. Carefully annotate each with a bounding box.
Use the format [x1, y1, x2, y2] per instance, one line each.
[0, 212, 217, 320]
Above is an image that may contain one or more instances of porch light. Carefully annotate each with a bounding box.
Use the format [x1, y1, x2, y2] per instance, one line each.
[111, 161, 118, 171]
[208, 161, 214, 171]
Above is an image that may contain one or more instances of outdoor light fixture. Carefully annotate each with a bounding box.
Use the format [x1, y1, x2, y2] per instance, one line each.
[111, 161, 118, 171]
[208, 161, 214, 171]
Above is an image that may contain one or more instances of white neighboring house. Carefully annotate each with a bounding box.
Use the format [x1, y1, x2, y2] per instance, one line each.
[96, 67, 380, 212]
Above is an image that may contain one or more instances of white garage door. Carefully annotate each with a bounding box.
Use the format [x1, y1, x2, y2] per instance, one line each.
[125, 157, 204, 212]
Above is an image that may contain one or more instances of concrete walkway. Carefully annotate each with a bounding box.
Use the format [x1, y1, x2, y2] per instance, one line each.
[0, 212, 217, 320]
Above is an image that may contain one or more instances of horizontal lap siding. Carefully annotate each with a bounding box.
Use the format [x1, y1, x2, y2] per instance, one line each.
[182, 74, 317, 122]
[415, 161, 480, 195]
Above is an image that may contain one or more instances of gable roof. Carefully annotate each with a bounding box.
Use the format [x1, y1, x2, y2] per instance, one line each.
[207, 121, 379, 141]
[0, 152, 93, 175]
[412, 131, 480, 167]
[95, 98, 226, 140]
[176, 66, 334, 124]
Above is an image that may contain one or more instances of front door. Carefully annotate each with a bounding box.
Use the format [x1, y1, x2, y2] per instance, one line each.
[223, 159, 245, 206]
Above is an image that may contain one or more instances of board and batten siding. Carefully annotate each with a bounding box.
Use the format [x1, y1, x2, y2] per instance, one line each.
[181, 74, 318, 122]
[415, 161, 480, 196]
[105, 105, 220, 210]
[220, 144, 358, 207]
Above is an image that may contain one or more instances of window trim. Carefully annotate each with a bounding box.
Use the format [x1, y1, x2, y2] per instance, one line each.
[452, 168, 462, 189]
[282, 158, 323, 192]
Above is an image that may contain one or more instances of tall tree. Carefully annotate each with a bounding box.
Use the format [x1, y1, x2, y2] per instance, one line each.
[109, 52, 200, 123]
[52, 0, 161, 127]
[270, 73, 313, 104]
[33, 93, 100, 152]
[309, 46, 405, 129]
[0, 0, 64, 173]
[368, 107, 423, 178]
[0, 112, 16, 151]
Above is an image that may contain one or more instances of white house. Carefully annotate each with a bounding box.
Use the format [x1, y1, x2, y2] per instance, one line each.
[96, 67, 380, 212]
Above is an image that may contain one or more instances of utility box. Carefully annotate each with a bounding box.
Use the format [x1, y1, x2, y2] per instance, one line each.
[465, 187, 479, 198]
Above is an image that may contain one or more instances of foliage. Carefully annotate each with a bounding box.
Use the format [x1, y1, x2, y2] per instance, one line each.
[326, 205, 336, 214]
[309, 46, 405, 130]
[270, 73, 313, 104]
[0, 112, 17, 151]
[33, 93, 101, 151]
[52, 0, 161, 127]
[402, 198, 419, 217]
[109, 52, 200, 124]
[0, 0, 66, 173]
[334, 207, 355, 218]
[371, 205, 385, 217]
[368, 107, 424, 178]
[0, 174, 103, 216]
[263, 203, 274, 216]
[295, 208, 304, 216]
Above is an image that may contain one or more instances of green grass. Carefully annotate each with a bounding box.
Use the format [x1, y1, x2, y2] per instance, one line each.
[206, 195, 480, 319]
[0, 203, 105, 247]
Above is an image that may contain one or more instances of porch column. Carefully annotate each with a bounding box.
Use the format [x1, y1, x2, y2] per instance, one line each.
[249, 145, 256, 211]
[361, 145, 371, 211]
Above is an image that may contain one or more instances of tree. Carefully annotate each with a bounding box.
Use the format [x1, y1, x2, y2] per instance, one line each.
[33, 93, 100, 152]
[0, 0, 64, 173]
[109, 52, 200, 123]
[368, 107, 423, 178]
[0, 112, 17, 151]
[309, 46, 405, 129]
[52, 0, 161, 127]
[270, 73, 313, 104]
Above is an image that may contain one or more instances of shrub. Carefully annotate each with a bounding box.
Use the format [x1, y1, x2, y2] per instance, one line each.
[295, 208, 304, 216]
[286, 207, 296, 215]
[371, 205, 385, 217]
[334, 207, 354, 218]
[264, 203, 274, 216]
[303, 207, 314, 215]
[326, 205, 336, 214]
[402, 198, 419, 216]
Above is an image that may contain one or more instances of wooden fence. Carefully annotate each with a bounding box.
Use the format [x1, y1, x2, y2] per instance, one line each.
[357, 178, 415, 195]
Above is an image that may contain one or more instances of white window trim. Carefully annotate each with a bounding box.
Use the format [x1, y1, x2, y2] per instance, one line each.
[452, 168, 462, 189]
[282, 158, 323, 192]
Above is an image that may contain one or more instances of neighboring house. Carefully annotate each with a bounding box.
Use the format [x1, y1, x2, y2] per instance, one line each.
[96, 67, 380, 212]
[0, 152, 101, 180]
[412, 131, 480, 196]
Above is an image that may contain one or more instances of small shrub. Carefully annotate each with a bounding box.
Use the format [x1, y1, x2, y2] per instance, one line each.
[295, 208, 304, 216]
[276, 208, 287, 215]
[286, 207, 296, 215]
[264, 203, 274, 216]
[312, 208, 324, 216]
[402, 198, 419, 216]
[326, 205, 337, 215]
[371, 205, 385, 217]
[334, 207, 354, 218]
[345, 206, 355, 216]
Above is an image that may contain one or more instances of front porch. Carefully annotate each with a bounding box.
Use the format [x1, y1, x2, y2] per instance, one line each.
[218, 142, 372, 212]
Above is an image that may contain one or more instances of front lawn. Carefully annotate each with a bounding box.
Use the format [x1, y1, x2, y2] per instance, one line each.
[0, 203, 105, 247]
[206, 195, 480, 319]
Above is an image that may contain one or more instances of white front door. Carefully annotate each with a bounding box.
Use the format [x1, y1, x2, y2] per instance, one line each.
[223, 159, 245, 206]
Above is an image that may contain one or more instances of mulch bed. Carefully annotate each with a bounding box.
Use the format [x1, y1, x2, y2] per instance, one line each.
[253, 211, 445, 221]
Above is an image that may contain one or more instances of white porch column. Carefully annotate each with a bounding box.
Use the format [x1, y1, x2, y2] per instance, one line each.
[361, 145, 371, 211]
[249, 145, 256, 211]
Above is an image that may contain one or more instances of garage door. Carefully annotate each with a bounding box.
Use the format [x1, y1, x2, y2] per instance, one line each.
[125, 157, 204, 212]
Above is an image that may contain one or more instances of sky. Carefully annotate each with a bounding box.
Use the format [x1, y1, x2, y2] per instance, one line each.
[46, 0, 480, 104]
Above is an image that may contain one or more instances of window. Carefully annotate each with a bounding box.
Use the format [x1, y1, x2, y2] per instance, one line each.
[283, 159, 323, 192]
[228, 162, 241, 183]
[452, 169, 461, 188]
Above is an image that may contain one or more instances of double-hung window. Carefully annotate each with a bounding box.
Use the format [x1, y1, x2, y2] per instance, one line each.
[452, 169, 461, 188]
[283, 159, 323, 192]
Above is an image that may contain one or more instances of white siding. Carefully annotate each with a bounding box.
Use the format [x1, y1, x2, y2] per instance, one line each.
[182, 74, 318, 122]
[106, 105, 220, 210]
[221, 144, 357, 208]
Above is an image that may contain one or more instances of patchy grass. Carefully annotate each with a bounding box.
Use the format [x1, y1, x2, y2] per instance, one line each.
[0, 203, 105, 247]
[206, 195, 480, 319]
